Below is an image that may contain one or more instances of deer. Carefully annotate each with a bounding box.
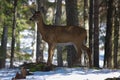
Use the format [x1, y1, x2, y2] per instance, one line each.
[30, 10, 92, 67]
[12, 67, 27, 80]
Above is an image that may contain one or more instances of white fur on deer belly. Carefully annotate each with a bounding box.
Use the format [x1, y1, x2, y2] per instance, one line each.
[56, 42, 75, 46]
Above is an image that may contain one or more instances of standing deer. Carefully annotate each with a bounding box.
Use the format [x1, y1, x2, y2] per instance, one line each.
[30, 11, 92, 67]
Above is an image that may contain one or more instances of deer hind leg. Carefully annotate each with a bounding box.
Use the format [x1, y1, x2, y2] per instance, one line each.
[81, 44, 92, 67]
[47, 43, 56, 66]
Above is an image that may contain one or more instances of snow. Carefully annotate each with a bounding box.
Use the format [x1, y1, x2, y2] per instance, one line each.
[0, 50, 120, 80]
[99, 50, 104, 68]
[0, 68, 120, 80]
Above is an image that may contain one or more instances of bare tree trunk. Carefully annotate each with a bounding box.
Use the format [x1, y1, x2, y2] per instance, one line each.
[89, 0, 93, 63]
[84, 0, 88, 25]
[65, 0, 79, 67]
[10, 0, 17, 68]
[0, 24, 8, 69]
[104, 0, 114, 68]
[83, 0, 89, 66]
[55, 0, 62, 25]
[16, 31, 20, 51]
[113, 0, 119, 68]
[36, 30, 44, 62]
[93, 0, 99, 68]
[57, 46, 63, 66]
[117, 0, 120, 68]
[54, 0, 63, 67]
[35, 0, 45, 63]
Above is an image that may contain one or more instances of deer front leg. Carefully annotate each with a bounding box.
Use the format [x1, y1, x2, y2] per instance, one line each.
[47, 43, 56, 66]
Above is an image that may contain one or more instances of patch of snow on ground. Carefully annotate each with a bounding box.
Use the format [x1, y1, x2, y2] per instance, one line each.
[99, 50, 104, 68]
[0, 68, 120, 80]
[0, 50, 120, 80]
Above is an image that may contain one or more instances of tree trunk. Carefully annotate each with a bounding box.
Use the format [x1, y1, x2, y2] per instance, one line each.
[0, 25, 8, 69]
[65, 0, 79, 26]
[117, 0, 120, 68]
[65, 0, 79, 67]
[84, 0, 88, 24]
[36, 30, 44, 62]
[54, 0, 63, 67]
[16, 31, 20, 51]
[10, 0, 17, 68]
[57, 46, 63, 66]
[113, 0, 119, 68]
[104, 0, 114, 68]
[89, 0, 93, 61]
[35, 0, 44, 63]
[83, 0, 89, 66]
[93, 0, 99, 68]
[55, 0, 62, 25]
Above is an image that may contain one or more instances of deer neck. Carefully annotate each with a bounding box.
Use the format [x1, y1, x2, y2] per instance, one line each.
[37, 16, 46, 35]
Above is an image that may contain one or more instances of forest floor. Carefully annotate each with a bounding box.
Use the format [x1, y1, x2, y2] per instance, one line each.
[0, 50, 120, 80]
[0, 67, 120, 80]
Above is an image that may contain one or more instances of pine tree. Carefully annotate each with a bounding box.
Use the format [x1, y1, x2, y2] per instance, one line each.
[35, 0, 44, 63]
[104, 0, 114, 68]
[113, 0, 119, 68]
[0, 0, 10, 69]
[93, 0, 99, 68]
[65, 0, 79, 67]
[10, 0, 18, 68]
[89, 0, 93, 62]
[54, 0, 63, 67]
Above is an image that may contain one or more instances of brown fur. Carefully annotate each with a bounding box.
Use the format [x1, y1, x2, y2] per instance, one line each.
[12, 67, 27, 80]
[30, 11, 92, 67]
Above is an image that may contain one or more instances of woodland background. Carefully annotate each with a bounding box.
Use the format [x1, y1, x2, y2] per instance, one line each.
[0, 0, 120, 69]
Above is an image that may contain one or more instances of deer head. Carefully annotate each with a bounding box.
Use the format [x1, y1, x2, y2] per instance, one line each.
[29, 11, 41, 22]
[30, 7, 45, 21]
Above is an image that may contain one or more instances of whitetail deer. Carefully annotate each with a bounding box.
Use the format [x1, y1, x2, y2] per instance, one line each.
[12, 67, 27, 80]
[30, 11, 92, 67]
